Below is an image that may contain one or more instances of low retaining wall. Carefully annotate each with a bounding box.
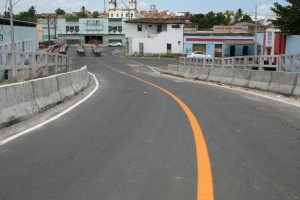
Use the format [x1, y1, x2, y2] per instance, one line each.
[165, 64, 299, 97]
[293, 73, 300, 96]
[267, 72, 297, 95]
[0, 66, 89, 128]
[232, 69, 251, 87]
[249, 71, 272, 90]
[207, 68, 234, 84]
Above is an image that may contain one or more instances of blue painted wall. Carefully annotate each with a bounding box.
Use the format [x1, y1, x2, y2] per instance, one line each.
[285, 35, 300, 54]
[184, 35, 255, 57]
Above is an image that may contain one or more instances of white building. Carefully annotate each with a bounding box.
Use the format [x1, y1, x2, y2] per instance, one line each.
[109, 0, 139, 19]
[125, 18, 185, 55]
[0, 17, 38, 80]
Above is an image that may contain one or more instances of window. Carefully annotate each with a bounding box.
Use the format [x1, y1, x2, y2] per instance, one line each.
[121, 14, 123, 17]
[137, 25, 142, 31]
[172, 24, 181, 28]
[157, 25, 162, 32]
[111, 14, 113, 18]
[117, 14, 119, 17]
[112, 26, 118, 32]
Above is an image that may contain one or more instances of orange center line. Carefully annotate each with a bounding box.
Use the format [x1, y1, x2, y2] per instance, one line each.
[97, 59, 214, 200]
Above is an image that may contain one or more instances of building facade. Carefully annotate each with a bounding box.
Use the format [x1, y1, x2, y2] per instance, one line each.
[0, 17, 38, 52]
[184, 34, 256, 57]
[55, 18, 127, 45]
[125, 18, 185, 55]
[109, 0, 138, 19]
[0, 17, 38, 80]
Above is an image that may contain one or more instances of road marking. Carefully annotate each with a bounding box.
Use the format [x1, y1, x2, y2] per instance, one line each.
[96, 58, 214, 200]
[0, 72, 100, 146]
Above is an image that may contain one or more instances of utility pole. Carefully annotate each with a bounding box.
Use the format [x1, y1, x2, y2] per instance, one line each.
[9, 0, 17, 82]
[54, 15, 57, 39]
[104, 0, 106, 13]
[254, 5, 258, 56]
[47, 15, 50, 45]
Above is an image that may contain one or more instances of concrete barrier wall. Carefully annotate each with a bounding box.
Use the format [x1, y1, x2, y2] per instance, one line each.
[267, 72, 297, 95]
[249, 71, 272, 90]
[207, 68, 234, 84]
[178, 65, 192, 77]
[57, 73, 75, 100]
[232, 69, 251, 87]
[166, 64, 179, 75]
[32, 76, 62, 110]
[164, 64, 299, 97]
[292, 73, 300, 96]
[71, 67, 89, 93]
[196, 68, 210, 81]
[0, 82, 39, 126]
[0, 67, 89, 128]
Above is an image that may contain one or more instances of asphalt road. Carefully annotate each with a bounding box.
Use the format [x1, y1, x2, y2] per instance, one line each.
[0, 46, 300, 200]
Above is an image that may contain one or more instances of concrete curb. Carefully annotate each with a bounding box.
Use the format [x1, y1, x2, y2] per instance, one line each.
[232, 69, 251, 87]
[267, 72, 297, 95]
[249, 71, 272, 90]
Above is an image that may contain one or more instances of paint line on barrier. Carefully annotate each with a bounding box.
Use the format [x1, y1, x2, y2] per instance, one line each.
[0, 72, 99, 146]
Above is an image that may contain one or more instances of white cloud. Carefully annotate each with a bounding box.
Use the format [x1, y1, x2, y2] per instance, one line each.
[257, 3, 275, 16]
[138, 1, 150, 11]
[10, 0, 88, 14]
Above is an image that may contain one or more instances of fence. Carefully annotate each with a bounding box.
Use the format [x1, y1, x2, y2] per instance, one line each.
[0, 50, 75, 82]
[179, 54, 300, 72]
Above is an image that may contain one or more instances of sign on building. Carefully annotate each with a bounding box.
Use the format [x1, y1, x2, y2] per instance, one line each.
[213, 26, 249, 34]
[266, 30, 274, 47]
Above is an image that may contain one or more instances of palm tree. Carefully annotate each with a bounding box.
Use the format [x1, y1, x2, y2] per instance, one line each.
[224, 10, 234, 25]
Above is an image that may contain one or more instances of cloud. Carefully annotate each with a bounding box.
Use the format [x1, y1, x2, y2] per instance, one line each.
[138, 1, 150, 11]
[257, 3, 275, 16]
[10, 0, 88, 13]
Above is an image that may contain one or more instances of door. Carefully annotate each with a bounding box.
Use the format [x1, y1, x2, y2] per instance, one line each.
[215, 44, 223, 57]
[167, 43, 172, 54]
[243, 46, 248, 56]
[139, 43, 144, 55]
[230, 46, 235, 57]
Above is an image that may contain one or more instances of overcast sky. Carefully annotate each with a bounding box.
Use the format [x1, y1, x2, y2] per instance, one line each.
[0, 0, 289, 16]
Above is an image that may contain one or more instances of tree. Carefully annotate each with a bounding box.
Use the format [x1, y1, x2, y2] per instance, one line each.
[234, 8, 243, 22]
[240, 14, 253, 23]
[77, 6, 88, 18]
[14, 6, 37, 22]
[270, 0, 300, 34]
[3, 11, 10, 18]
[224, 10, 234, 25]
[92, 11, 100, 18]
[191, 11, 227, 29]
[55, 8, 66, 15]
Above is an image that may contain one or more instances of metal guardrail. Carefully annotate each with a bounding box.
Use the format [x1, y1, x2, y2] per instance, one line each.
[0, 50, 75, 81]
[180, 54, 300, 72]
